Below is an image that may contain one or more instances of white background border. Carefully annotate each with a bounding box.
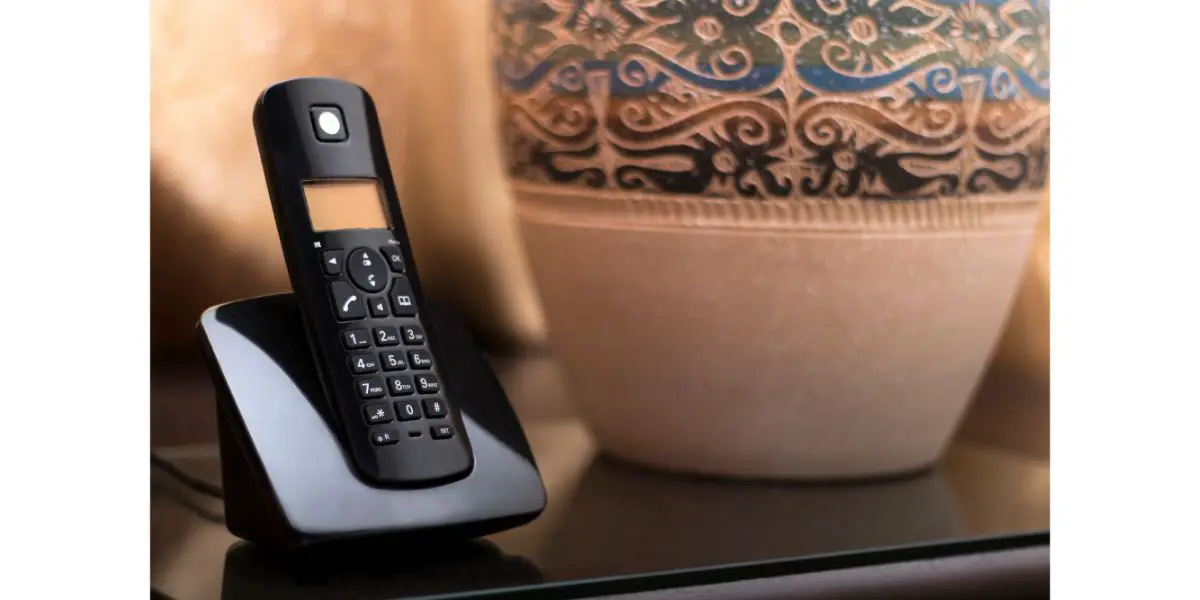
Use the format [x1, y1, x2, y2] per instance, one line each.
[0, 1, 150, 596]
[1051, 0, 1200, 597]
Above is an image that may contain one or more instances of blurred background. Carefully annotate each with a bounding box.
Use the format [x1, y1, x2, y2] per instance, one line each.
[151, 0, 547, 364]
[150, 0, 1047, 442]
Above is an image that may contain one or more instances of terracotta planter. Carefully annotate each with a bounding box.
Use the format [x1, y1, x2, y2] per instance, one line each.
[492, 0, 1049, 479]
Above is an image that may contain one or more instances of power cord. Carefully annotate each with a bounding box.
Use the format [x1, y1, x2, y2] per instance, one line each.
[151, 477, 226, 525]
[150, 454, 223, 599]
[150, 452, 224, 499]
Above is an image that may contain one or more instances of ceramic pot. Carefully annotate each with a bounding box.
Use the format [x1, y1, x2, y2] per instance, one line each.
[491, 0, 1050, 479]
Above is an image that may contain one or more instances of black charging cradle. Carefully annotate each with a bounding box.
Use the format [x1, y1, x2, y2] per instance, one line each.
[197, 293, 547, 552]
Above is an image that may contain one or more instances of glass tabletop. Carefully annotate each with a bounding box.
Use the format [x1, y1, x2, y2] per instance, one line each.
[150, 356, 1049, 599]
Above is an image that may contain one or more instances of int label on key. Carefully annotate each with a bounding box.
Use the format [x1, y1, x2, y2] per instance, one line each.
[371, 430, 399, 446]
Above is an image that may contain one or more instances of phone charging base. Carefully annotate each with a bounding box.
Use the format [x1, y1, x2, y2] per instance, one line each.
[197, 293, 546, 552]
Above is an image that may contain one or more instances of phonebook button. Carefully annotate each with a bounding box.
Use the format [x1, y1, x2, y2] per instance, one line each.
[390, 279, 417, 316]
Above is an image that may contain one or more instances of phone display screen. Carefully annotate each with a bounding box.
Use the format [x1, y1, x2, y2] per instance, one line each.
[302, 179, 390, 232]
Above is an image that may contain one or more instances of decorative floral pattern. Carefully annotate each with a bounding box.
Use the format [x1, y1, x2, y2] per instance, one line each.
[493, 0, 1050, 200]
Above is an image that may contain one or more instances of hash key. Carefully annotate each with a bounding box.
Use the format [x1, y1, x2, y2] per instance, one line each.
[422, 397, 447, 418]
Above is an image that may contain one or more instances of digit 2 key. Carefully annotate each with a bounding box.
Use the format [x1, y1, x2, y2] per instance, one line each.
[252, 77, 472, 486]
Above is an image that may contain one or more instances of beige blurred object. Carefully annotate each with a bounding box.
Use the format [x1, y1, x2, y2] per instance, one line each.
[991, 198, 1050, 382]
[519, 192, 1043, 480]
[493, 0, 1050, 480]
[150, 0, 546, 358]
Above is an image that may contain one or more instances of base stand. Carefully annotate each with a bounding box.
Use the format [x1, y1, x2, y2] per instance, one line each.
[198, 293, 546, 552]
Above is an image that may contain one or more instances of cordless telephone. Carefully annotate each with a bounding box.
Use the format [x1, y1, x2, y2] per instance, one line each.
[252, 77, 472, 487]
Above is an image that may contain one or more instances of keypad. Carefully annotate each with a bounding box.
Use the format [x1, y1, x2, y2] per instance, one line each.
[387, 375, 415, 396]
[379, 351, 407, 371]
[349, 353, 379, 374]
[401, 325, 425, 345]
[415, 373, 440, 394]
[363, 403, 392, 424]
[395, 400, 421, 421]
[408, 350, 433, 369]
[356, 377, 385, 399]
[374, 326, 400, 346]
[422, 397, 447, 418]
[321, 245, 455, 441]
[343, 330, 370, 349]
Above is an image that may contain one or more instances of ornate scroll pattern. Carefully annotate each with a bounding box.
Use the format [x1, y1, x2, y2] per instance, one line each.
[493, 0, 1049, 200]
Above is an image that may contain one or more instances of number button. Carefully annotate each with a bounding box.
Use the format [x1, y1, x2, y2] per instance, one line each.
[374, 326, 400, 346]
[368, 297, 390, 318]
[321, 251, 342, 275]
[431, 425, 455, 440]
[380, 351, 407, 371]
[394, 400, 421, 421]
[356, 377, 385, 399]
[347, 248, 389, 293]
[380, 246, 406, 273]
[342, 329, 370, 349]
[363, 403, 392, 425]
[422, 397, 447, 418]
[408, 350, 433, 369]
[401, 325, 425, 345]
[331, 281, 365, 321]
[416, 373, 440, 394]
[371, 429, 400, 446]
[348, 353, 379, 374]
[390, 279, 417, 316]
[387, 375, 415, 396]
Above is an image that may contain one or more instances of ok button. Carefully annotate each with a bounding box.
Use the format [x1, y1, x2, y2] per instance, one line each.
[347, 248, 388, 293]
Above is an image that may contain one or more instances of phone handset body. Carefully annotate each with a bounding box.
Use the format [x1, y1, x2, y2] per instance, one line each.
[253, 77, 473, 486]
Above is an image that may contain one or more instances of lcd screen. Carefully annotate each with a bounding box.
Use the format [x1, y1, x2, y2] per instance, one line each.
[302, 179, 390, 232]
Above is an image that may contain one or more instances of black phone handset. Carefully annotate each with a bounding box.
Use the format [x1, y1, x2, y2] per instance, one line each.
[253, 77, 473, 487]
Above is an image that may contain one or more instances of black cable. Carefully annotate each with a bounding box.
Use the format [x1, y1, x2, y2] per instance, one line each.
[150, 452, 224, 499]
[151, 478, 226, 525]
